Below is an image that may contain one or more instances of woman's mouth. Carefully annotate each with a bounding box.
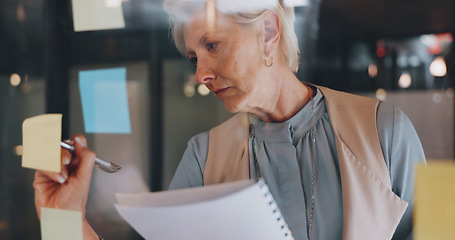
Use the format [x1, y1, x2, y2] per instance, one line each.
[214, 87, 229, 96]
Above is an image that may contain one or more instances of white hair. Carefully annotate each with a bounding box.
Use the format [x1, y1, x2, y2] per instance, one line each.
[163, 0, 300, 72]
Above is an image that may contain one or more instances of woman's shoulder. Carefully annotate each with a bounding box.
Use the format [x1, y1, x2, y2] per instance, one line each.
[376, 101, 413, 129]
[377, 100, 416, 143]
[189, 131, 210, 144]
[376, 100, 425, 167]
[187, 131, 210, 157]
[168, 131, 209, 190]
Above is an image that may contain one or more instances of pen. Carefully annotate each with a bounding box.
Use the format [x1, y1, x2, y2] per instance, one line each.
[60, 142, 122, 173]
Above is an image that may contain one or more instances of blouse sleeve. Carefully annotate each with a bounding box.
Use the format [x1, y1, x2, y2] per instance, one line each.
[168, 132, 209, 190]
[377, 101, 426, 240]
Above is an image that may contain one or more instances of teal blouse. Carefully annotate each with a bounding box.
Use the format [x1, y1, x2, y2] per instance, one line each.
[169, 89, 426, 240]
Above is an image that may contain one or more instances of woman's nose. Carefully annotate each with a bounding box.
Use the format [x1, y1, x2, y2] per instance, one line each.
[195, 61, 215, 84]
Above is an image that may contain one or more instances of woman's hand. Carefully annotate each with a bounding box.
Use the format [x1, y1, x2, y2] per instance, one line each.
[33, 134, 99, 239]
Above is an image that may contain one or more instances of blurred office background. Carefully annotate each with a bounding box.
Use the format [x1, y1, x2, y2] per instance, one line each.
[0, 0, 453, 239]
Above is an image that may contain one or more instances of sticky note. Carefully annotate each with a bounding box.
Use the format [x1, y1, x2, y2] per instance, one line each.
[22, 114, 62, 172]
[79, 67, 131, 134]
[41, 207, 82, 240]
[414, 161, 455, 240]
[283, 0, 309, 7]
[71, 0, 125, 32]
[216, 0, 277, 14]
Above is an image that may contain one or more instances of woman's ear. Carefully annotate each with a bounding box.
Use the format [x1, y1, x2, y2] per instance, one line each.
[263, 11, 280, 56]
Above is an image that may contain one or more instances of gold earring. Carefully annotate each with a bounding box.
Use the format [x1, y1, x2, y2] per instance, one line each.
[265, 56, 273, 67]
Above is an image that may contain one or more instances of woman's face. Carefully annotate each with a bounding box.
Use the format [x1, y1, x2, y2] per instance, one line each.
[183, 9, 278, 113]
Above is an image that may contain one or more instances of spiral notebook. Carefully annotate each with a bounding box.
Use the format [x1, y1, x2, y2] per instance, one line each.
[115, 179, 294, 240]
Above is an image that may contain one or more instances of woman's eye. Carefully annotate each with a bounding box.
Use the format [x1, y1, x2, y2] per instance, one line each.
[206, 42, 218, 52]
[190, 57, 197, 63]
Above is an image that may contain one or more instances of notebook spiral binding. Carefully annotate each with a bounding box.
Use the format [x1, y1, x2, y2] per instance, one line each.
[258, 179, 294, 240]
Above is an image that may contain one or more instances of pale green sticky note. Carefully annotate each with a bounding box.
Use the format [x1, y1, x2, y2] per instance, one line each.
[71, 0, 125, 32]
[22, 114, 62, 172]
[41, 207, 83, 240]
[415, 161, 455, 240]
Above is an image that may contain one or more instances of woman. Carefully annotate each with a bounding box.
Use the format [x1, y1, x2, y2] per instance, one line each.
[34, 0, 426, 239]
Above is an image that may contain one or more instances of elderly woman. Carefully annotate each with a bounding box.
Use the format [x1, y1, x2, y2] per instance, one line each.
[34, 0, 425, 239]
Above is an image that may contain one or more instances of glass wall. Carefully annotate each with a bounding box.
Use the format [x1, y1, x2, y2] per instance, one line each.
[0, 0, 453, 239]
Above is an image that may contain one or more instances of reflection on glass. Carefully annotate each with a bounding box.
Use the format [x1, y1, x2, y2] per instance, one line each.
[206, 0, 216, 31]
[16, 5, 26, 22]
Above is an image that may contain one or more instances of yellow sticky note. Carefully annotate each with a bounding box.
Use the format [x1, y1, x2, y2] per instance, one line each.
[415, 161, 455, 240]
[22, 114, 62, 172]
[71, 0, 125, 32]
[41, 207, 83, 240]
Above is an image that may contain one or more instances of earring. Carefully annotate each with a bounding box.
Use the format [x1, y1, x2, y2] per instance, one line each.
[265, 56, 273, 67]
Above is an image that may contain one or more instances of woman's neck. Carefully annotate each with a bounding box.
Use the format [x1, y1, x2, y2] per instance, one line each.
[250, 71, 313, 123]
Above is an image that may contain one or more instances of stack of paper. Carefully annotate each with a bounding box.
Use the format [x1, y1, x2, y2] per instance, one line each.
[115, 179, 294, 240]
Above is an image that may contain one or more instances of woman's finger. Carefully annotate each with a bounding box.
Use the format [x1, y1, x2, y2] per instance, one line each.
[61, 139, 74, 166]
[37, 168, 68, 184]
[72, 135, 96, 183]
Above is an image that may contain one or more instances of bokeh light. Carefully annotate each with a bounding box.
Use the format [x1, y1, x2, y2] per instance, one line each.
[197, 84, 211, 96]
[398, 72, 412, 88]
[432, 92, 442, 103]
[429, 56, 447, 77]
[183, 83, 195, 97]
[368, 64, 378, 78]
[13, 145, 23, 156]
[375, 88, 387, 101]
[10, 73, 21, 87]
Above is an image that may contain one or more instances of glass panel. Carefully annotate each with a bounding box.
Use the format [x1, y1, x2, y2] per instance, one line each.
[0, 0, 453, 239]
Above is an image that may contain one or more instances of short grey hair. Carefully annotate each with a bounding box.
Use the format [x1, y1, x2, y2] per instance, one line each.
[163, 0, 300, 72]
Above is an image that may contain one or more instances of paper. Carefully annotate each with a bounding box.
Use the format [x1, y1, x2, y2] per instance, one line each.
[79, 67, 131, 134]
[414, 161, 455, 240]
[22, 114, 62, 172]
[40, 207, 83, 240]
[71, 0, 125, 32]
[115, 179, 293, 240]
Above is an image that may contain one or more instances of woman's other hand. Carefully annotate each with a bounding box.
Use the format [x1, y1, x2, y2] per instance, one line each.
[33, 134, 99, 239]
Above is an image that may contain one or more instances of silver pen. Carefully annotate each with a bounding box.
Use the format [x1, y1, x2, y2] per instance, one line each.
[60, 142, 121, 173]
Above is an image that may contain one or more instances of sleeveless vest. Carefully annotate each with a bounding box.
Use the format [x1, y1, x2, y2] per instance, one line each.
[204, 86, 408, 240]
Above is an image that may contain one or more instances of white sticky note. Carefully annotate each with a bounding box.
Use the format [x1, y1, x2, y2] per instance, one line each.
[216, 0, 278, 13]
[41, 207, 83, 240]
[283, 0, 309, 7]
[415, 161, 455, 240]
[22, 114, 62, 172]
[71, 0, 125, 32]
